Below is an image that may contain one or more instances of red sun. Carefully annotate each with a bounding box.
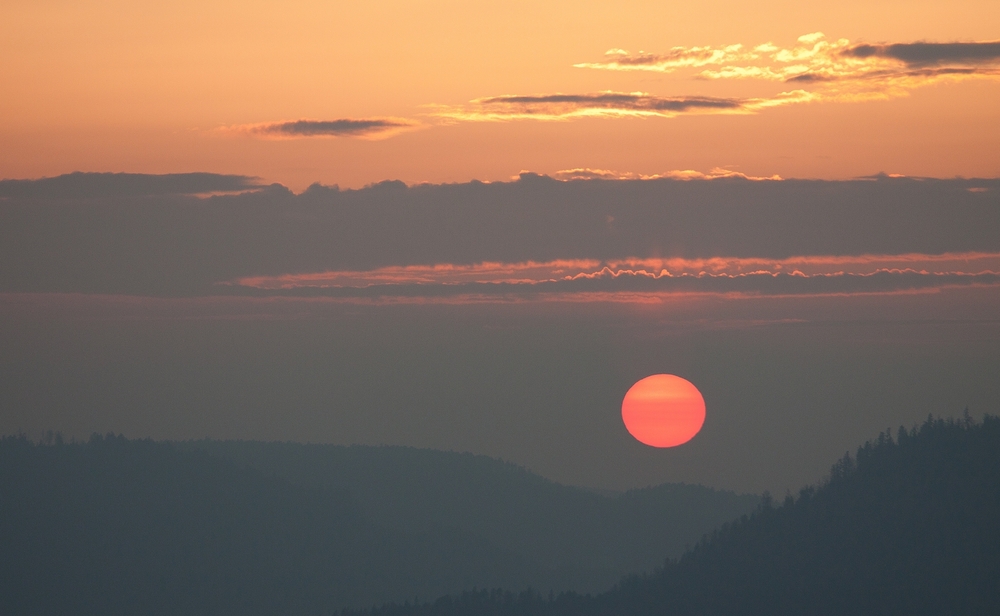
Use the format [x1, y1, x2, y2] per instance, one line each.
[621, 374, 706, 448]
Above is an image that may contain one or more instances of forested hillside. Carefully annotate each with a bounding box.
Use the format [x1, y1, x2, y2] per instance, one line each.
[346, 415, 1000, 616]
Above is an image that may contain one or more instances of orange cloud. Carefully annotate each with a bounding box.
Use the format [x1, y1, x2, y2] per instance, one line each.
[573, 44, 750, 73]
[603, 252, 1000, 277]
[235, 260, 605, 289]
[222, 270, 1000, 305]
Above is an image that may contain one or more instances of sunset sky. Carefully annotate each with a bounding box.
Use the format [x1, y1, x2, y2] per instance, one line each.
[2, 1, 999, 495]
[3, 0, 1000, 188]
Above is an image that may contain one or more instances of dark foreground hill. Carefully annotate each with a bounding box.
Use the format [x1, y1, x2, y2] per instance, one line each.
[0, 436, 755, 615]
[345, 415, 1000, 616]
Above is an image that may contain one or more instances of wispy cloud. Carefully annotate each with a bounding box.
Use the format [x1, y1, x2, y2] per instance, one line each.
[224, 118, 417, 139]
[230, 252, 1000, 303]
[227, 269, 1000, 303]
[574, 44, 755, 73]
[601, 252, 1000, 277]
[433, 90, 813, 121]
[233, 260, 603, 290]
[550, 168, 781, 181]
[576, 34, 1000, 102]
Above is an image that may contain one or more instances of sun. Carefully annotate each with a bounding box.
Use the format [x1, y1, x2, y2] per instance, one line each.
[621, 374, 706, 448]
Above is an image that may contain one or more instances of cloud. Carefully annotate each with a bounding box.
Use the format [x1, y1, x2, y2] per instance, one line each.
[208, 37, 1000, 136]
[842, 41, 1000, 67]
[433, 90, 813, 121]
[482, 93, 742, 112]
[573, 44, 748, 73]
[575, 34, 823, 77]
[784, 66, 991, 84]
[228, 268, 1000, 303]
[227, 118, 417, 139]
[550, 168, 781, 181]
[2, 173, 999, 296]
[0, 172, 264, 200]
[575, 34, 1000, 103]
[604, 252, 1000, 276]
[468, 92, 744, 120]
[230, 252, 1000, 304]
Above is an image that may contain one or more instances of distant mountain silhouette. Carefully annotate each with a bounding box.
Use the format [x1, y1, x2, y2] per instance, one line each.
[342, 414, 1000, 616]
[186, 440, 757, 581]
[0, 434, 556, 614]
[0, 436, 755, 615]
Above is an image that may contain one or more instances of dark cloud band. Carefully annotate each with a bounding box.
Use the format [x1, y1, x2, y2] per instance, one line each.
[786, 66, 990, 83]
[2, 173, 998, 296]
[478, 93, 744, 113]
[0, 172, 263, 199]
[843, 41, 1000, 67]
[250, 118, 414, 138]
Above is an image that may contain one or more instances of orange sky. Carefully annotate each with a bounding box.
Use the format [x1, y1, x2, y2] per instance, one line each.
[2, 0, 999, 190]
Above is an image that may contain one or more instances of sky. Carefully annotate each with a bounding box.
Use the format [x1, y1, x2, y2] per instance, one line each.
[3, 0, 1000, 188]
[1, 0, 999, 494]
